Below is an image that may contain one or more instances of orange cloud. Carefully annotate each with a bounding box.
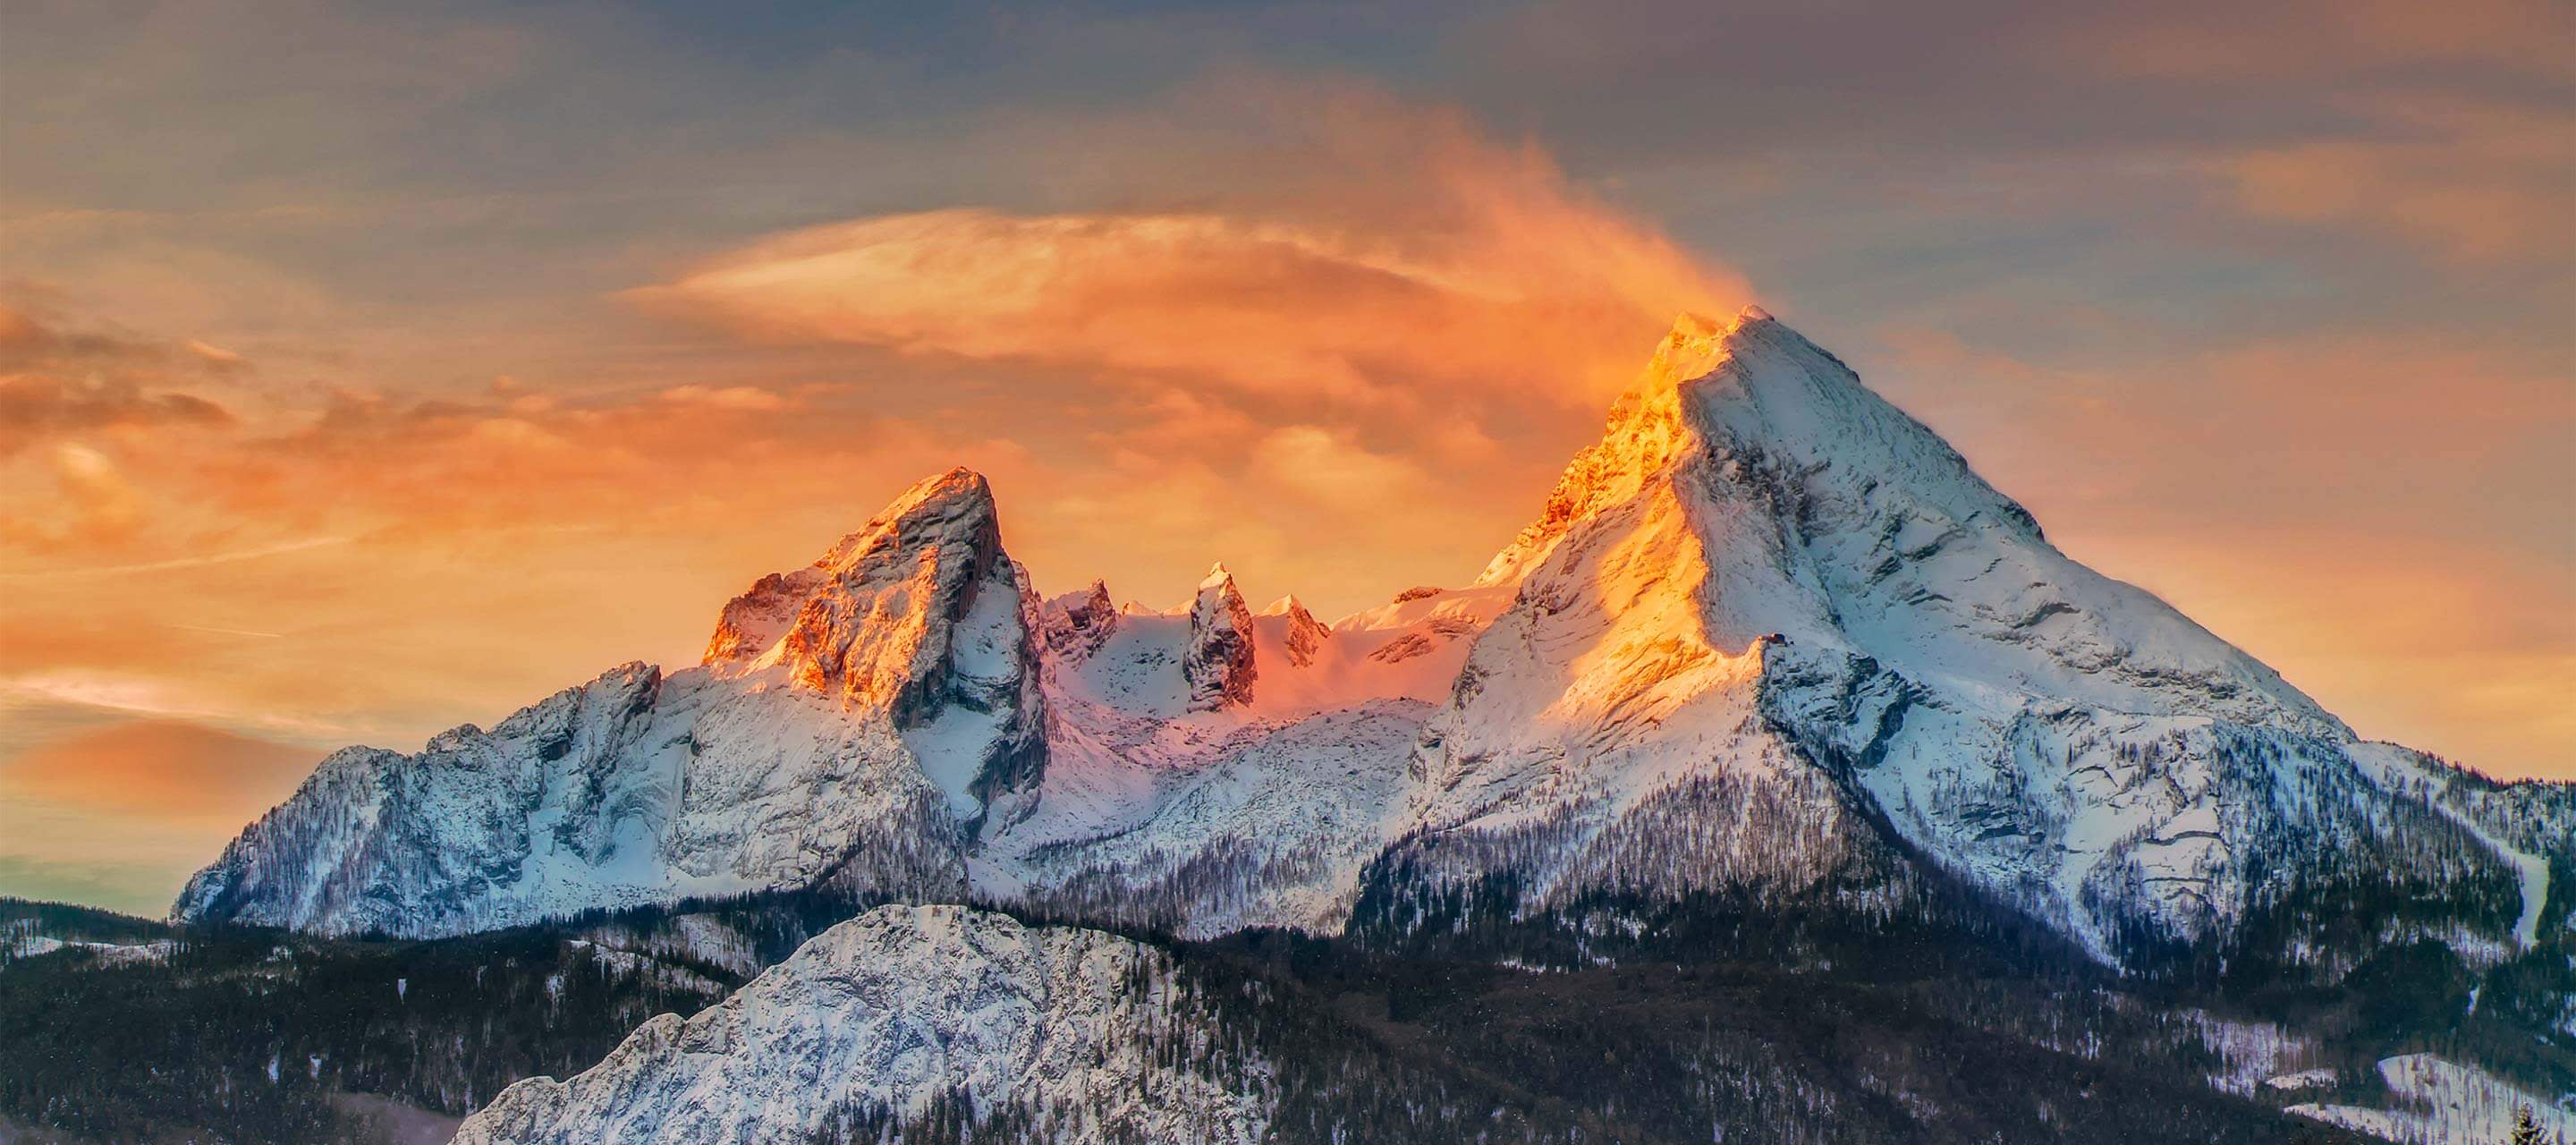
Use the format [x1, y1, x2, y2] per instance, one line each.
[0, 715, 326, 913]
[0, 444, 154, 551]
[1, 80, 2564, 810]
[0, 718, 319, 826]
[0, 374, 231, 458]
[2030, 0, 2573, 265]
[641, 90, 1747, 411]
[658, 384, 795, 412]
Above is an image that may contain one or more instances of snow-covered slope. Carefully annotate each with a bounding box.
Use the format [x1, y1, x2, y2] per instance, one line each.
[2288, 1054, 2576, 1145]
[973, 572, 1517, 937]
[174, 471, 1042, 937]
[450, 904, 1266, 1145]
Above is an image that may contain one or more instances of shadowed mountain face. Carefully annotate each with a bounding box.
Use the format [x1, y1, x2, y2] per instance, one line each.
[152, 309, 2572, 1144]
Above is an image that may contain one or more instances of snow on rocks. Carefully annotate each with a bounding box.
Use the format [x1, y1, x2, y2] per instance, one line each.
[704, 466, 1046, 817]
[174, 471, 1050, 937]
[1182, 564, 1259, 712]
[1263, 594, 1330, 668]
[1039, 580, 1121, 663]
[1381, 309, 2563, 970]
[451, 904, 1267, 1145]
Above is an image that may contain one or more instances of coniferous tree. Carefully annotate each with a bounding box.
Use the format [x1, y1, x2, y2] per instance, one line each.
[2508, 1104, 2544, 1145]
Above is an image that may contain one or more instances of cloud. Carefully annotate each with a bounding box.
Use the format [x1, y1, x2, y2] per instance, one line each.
[182, 338, 248, 369]
[0, 710, 323, 914]
[0, 373, 233, 456]
[2071, 0, 2570, 82]
[659, 384, 794, 412]
[1248, 424, 1438, 512]
[0, 298, 256, 376]
[640, 87, 1747, 412]
[0, 718, 319, 824]
[2215, 96, 2572, 265]
[2027, 0, 2575, 265]
[0, 300, 159, 367]
[0, 444, 155, 551]
[0, 299, 244, 462]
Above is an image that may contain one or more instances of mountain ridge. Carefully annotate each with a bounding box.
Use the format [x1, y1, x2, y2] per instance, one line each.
[175, 307, 2566, 971]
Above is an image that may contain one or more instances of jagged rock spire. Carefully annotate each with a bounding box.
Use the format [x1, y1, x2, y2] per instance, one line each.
[1263, 593, 1330, 667]
[1041, 579, 1121, 661]
[1184, 563, 1258, 710]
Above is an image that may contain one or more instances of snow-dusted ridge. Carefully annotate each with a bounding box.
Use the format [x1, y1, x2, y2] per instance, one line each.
[174, 470, 1039, 937]
[452, 904, 1267, 1145]
[179, 309, 2572, 984]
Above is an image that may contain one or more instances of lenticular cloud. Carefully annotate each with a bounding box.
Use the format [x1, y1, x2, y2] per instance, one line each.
[640, 93, 1748, 411]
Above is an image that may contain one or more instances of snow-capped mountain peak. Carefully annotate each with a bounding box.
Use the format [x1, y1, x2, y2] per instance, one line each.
[155, 301, 2572, 1145]
[706, 468, 1021, 707]
[704, 468, 998, 672]
[1389, 308, 2527, 971]
[173, 470, 1049, 937]
[1471, 310, 1743, 587]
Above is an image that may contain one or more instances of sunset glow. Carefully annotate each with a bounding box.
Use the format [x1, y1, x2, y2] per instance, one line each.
[2, 0, 2570, 916]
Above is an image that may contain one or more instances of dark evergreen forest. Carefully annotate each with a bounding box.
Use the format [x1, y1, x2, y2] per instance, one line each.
[4, 885, 2562, 1144]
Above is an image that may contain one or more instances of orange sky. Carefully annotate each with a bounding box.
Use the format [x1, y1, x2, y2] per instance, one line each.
[2, 0, 2568, 914]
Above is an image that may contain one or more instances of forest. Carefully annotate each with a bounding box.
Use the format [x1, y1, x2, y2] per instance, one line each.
[10, 881, 2521, 1144]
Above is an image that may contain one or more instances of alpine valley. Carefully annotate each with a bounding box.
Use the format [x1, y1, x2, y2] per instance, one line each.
[6, 310, 2569, 1145]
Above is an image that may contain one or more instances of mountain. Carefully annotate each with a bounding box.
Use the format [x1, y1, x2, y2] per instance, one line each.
[174, 469, 1042, 937]
[450, 904, 1268, 1145]
[1362, 309, 2559, 987]
[176, 308, 2569, 968]
[161, 307, 2573, 1141]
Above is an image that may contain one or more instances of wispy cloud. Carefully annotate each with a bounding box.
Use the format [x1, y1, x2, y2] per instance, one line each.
[0, 535, 354, 579]
[165, 623, 286, 640]
[642, 88, 1746, 411]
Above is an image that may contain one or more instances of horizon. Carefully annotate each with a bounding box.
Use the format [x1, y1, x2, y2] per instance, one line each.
[4, 0, 2572, 917]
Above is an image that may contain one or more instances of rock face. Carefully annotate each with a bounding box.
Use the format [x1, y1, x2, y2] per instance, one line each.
[1265, 595, 1331, 667]
[704, 467, 1046, 813]
[1181, 564, 1258, 711]
[451, 904, 1267, 1145]
[713, 471, 1033, 722]
[1038, 580, 1120, 662]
